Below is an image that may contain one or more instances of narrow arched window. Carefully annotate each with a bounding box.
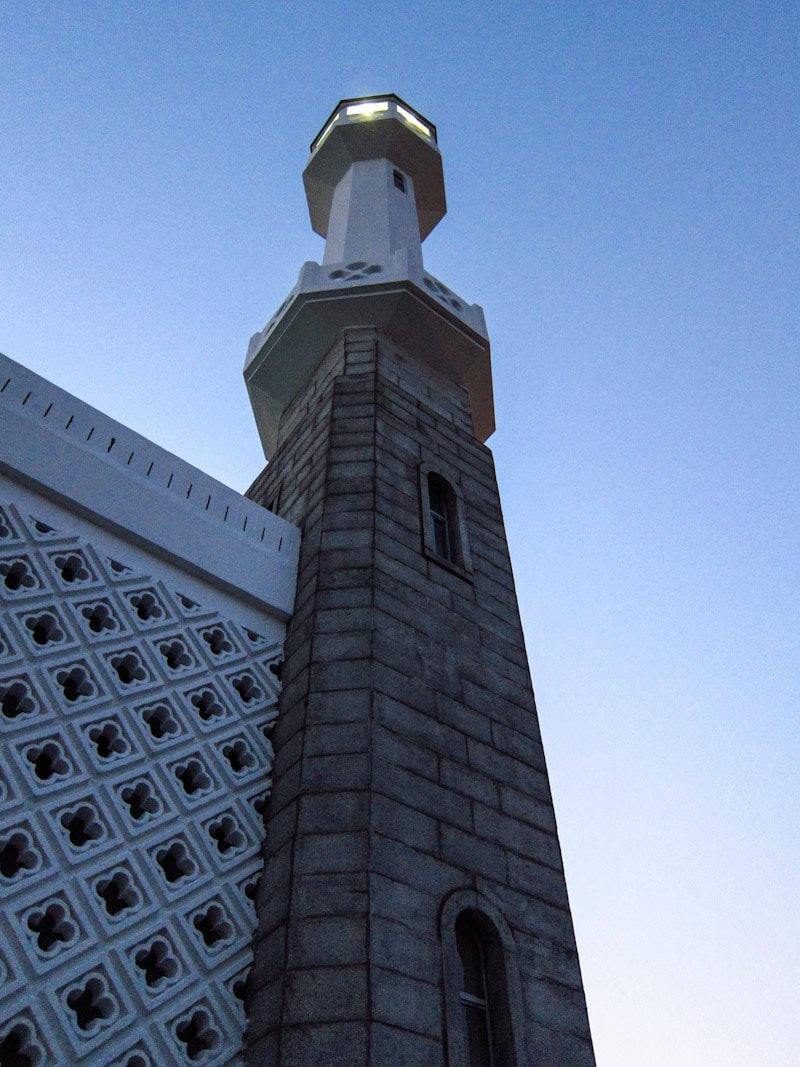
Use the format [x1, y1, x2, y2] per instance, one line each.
[456, 915, 495, 1067]
[419, 464, 473, 578]
[442, 898, 524, 1067]
[428, 472, 456, 562]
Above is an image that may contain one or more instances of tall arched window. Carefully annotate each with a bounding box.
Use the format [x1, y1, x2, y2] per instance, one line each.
[419, 464, 472, 578]
[456, 914, 495, 1067]
[441, 894, 527, 1067]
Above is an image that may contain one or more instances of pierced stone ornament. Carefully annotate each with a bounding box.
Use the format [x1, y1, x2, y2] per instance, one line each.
[0, 500, 284, 1061]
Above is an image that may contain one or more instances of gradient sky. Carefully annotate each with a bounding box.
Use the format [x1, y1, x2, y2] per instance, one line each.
[3, 3, 799, 1063]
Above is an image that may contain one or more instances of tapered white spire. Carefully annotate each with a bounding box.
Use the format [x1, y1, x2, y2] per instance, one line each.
[321, 158, 423, 272]
[245, 95, 493, 458]
[302, 95, 446, 277]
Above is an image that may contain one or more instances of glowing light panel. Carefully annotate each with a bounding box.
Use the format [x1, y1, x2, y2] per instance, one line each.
[397, 104, 431, 138]
[346, 101, 389, 117]
[314, 113, 339, 151]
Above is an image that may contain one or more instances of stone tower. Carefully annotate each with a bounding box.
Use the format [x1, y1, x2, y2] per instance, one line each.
[243, 96, 595, 1066]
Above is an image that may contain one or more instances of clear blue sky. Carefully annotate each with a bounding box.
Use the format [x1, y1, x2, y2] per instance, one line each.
[3, 3, 799, 1063]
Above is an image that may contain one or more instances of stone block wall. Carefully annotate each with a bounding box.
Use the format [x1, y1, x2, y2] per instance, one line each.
[245, 327, 594, 1066]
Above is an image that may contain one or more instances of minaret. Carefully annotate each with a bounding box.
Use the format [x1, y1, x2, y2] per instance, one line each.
[244, 96, 595, 1067]
[244, 95, 493, 458]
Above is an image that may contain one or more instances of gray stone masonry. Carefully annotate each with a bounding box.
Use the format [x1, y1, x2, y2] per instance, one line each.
[244, 327, 595, 1065]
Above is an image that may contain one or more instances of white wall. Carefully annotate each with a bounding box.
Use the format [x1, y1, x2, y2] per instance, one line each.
[0, 352, 300, 1066]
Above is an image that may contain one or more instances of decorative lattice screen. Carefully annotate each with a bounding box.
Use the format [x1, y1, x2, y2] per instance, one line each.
[0, 501, 281, 1066]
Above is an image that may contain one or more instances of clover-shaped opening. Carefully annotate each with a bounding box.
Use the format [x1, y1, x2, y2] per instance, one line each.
[0, 830, 39, 879]
[56, 665, 95, 702]
[208, 815, 245, 855]
[193, 903, 233, 948]
[200, 626, 233, 657]
[189, 688, 225, 722]
[96, 869, 140, 917]
[110, 652, 147, 686]
[66, 974, 116, 1032]
[141, 703, 179, 740]
[158, 639, 192, 671]
[121, 780, 160, 821]
[0, 1021, 44, 1067]
[134, 938, 179, 988]
[81, 601, 119, 635]
[25, 740, 70, 781]
[128, 591, 164, 622]
[24, 612, 64, 646]
[54, 553, 91, 584]
[88, 721, 128, 759]
[174, 759, 212, 796]
[222, 739, 256, 774]
[60, 804, 104, 848]
[1, 680, 36, 719]
[231, 673, 262, 705]
[175, 1009, 220, 1061]
[26, 900, 77, 953]
[156, 841, 195, 884]
[0, 558, 37, 591]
